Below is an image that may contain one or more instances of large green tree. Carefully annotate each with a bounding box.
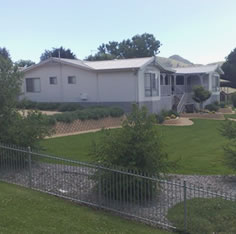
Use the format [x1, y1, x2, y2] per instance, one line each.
[0, 47, 11, 60]
[40, 46, 76, 61]
[0, 54, 52, 148]
[86, 33, 161, 61]
[222, 48, 236, 85]
[15, 59, 35, 67]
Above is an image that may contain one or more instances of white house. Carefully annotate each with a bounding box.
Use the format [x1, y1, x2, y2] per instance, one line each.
[21, 57, 223, 113]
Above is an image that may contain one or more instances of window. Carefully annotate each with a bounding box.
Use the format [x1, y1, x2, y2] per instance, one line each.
[26, 78, 41, 92]
[144, 73, 159, 97]
[212, 75, 220, 91]
[176, 76, 184, 85]
[68, 76, 76, 84]
[165, 75, 169, 85]
[160, 75, 164, 85]
[49, 77, 57, 85]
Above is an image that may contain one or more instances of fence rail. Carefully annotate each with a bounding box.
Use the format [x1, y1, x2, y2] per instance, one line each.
[0, 143, 235, 232]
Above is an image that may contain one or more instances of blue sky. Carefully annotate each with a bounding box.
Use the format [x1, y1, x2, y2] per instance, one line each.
[1, 0, 236, 64]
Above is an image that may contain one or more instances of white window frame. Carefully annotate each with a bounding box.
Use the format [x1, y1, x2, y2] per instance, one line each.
[68, 76, 76, 84]
[144, 73, 159, 97]
[25, 78, 41, 93]
[49, 76, 57, 85]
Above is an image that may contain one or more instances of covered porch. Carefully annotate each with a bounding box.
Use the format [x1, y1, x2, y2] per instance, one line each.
[160, 73, 210, 97]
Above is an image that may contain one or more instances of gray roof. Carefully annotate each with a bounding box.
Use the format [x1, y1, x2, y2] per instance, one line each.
[84, 57, 153, 70]
[174, 64, 224, 75]
[23, 56, 174, 73]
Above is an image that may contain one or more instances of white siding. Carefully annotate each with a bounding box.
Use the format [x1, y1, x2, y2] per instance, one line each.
[22, 62, 138, 103]
[97, 71, 137, 102]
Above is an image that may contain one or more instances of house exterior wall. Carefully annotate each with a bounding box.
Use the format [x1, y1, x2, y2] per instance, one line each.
[97, 71, 137, 102]
[22, 62, 97, 102]
[137, 65, 172, 113]
[22, 62, 138, 110]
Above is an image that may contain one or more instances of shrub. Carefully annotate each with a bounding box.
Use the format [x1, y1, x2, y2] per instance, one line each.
[50, 106, 124, 124]
[231, 92, 236, 107]
[192, 86, 211, 109]
[220, 102, 226, 108]
[168, 198, 236, 234]
[91, 105, 170, 202]
[109, 107, 124, 117]
[205, 104, 219, 112]
[170, 114, 176, 119]
[58, 103, 83, 112]
[155, 114, 165, 124]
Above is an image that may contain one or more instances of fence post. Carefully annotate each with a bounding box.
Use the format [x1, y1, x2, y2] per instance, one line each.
[183, 180, 187, 231]
[28, 147, 32, 188]
[98, 166, 102, 207]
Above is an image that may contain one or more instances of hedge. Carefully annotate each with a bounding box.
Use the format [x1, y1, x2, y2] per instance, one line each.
[47, 107, 124, 124]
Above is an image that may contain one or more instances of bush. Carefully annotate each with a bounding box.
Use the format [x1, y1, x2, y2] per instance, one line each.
[91, 105, 170, 202]
[49, 106, 124, 124]
[205, 104, 219, 112]
[231, 92, 236, 107]
[220, 102, 226, 108]
[58, 103, 83, 112]
[155, 114, 165, 124]
[168, 198, 236, 234]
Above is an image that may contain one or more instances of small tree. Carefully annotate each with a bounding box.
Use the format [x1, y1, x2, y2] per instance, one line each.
[0, 54, 52, 148]
[192, 86, 211, 110]
[91, 104, 170, 202]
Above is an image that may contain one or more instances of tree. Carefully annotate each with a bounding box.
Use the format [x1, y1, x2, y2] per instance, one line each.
[222, 48, 236, 86]
[0, 55, 52, 148]
[91, 105, 170, 202]
[0, 47, 10, 60]
[40, 46, 76, 61]
[192, 86, 211, 109]
[15, 60, 35, 67]
[86, 33, 161, 61]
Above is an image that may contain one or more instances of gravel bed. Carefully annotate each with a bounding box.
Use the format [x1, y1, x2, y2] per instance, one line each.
[1, 162, 236, 229]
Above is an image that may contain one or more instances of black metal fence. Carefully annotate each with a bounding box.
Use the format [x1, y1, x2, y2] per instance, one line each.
[0, 143, 235, 232]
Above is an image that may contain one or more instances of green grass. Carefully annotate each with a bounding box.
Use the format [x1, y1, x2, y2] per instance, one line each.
[41, 119, 235, 175]
[167, 198, 236, 234]
[225, 113, 236, 119]
[0, 182, 170, 234]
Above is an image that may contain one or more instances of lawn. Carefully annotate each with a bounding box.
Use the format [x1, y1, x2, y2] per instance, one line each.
[167, 197, 236, 233]
[41, 119, 234, 175]
[0, 182, 170, 234]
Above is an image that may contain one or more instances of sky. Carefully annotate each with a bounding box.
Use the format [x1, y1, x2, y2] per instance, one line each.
[1, 0, 236, 65]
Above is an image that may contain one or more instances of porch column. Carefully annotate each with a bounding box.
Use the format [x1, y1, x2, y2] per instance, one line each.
[184, 75, 187, 92]
[199, 74, 204, 86]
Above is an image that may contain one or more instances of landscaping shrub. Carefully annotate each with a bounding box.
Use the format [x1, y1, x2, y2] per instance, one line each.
[48, 107, 124, 124]
[220, 102, 226, 108]
[205, 104, 219, 112]
[231, 92, 236, 107]
[91, 105, 170, 202]
[155, 110, 179, 124]
[58, 103, 83, 112]
[168, 198, 236, 234]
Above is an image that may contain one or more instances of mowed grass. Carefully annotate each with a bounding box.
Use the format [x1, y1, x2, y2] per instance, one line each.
[41, 119, 234, 175]
[0, 182, 170, 234]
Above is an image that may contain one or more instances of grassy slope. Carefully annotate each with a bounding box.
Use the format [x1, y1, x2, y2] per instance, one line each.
[41, 119, 234, 175]
[167, 198, 236, 233]
[0, 182, 169, 234]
